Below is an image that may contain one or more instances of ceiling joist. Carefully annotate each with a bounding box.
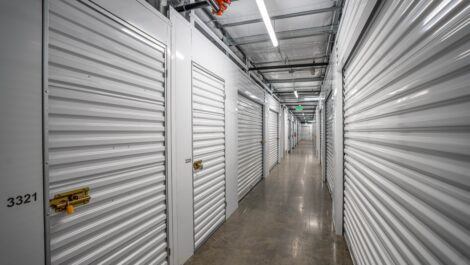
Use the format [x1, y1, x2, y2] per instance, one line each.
[249, 62, 327, 71]
[220, 6, 340, 27]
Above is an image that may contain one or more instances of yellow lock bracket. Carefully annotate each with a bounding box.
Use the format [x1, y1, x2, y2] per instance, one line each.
[49, 187, 90, 215]
[193, 160, 203, 171]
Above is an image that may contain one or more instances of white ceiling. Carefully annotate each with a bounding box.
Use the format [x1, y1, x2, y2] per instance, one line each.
[194, 0, 342, 122]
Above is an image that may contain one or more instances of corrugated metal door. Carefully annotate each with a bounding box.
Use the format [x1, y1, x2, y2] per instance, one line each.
[237, 94, 263, 199]
[268, 109, 279, 170]
[46, 1, 168, 264]
[289, 116, 294, 151]
[326, 92, 335, 194]
[288, 117, 292, 152]
[320, 107, 326, 181]
[343, 1, 470, 265]
[191, 64, 226, 249]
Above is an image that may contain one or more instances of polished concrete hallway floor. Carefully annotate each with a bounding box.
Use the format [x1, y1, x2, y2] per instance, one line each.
[185, 141, 353, 265]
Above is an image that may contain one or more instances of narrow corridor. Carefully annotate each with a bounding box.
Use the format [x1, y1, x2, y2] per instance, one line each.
[185, 141, 353, 265]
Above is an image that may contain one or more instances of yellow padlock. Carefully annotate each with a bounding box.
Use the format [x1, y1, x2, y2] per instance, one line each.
[66, 203, 75, 215]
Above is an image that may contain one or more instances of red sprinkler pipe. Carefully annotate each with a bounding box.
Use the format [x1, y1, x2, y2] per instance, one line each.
[212, 0, 231, 16]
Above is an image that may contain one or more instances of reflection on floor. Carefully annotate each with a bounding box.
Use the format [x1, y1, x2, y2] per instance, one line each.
[185, 141, 353, 265]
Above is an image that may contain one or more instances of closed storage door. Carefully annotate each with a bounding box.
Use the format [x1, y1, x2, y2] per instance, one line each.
[268, 110, 279, 170]
[326, 93, 335, 194]
[237, 94, 263, 199]
[192, 64, 226, 249]
[288, 118, 292, 151]
[343, 1, 470, 265]
[301, 125, 312, 141]
[46, 1, 168, 264]
[320, 109, 326, 180]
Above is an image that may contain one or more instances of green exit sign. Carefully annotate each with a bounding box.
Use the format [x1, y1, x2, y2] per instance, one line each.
[295, 105, 303, 111]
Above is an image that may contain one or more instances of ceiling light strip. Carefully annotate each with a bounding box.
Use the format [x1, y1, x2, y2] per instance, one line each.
[255, 0, 279, 47]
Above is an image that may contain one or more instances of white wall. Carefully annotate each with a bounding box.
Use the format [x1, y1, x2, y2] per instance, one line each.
[169, 8, 194, 265]
[0, 1, 44, 264]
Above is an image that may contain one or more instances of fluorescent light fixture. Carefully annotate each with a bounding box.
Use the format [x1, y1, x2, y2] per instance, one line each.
[294, 90, 298, 98]
[303, 97, 319, 101]
[255, 0, 278, 47]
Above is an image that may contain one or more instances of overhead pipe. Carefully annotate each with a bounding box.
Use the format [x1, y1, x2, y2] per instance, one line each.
[268, 77, 324, 83]
[249, 62, 328, 71]
[174, 1, 209, 12]
[174, 0, 221, 13]
[207, 0, 221, 13]
[159, 0, 168, 14]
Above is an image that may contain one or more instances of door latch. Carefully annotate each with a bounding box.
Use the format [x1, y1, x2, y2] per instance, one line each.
[193, 160, 203, 171]
[49, 187, 91, 215]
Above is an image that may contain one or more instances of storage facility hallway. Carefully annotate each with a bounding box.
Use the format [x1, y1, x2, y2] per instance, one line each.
[186, 141, 352, 265]
[2, 0, 470, 264]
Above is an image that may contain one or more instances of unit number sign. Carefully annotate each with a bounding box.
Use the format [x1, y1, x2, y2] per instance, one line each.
[6, 193, 38, 208]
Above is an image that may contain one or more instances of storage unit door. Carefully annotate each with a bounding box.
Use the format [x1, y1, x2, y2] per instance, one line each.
[343, 1, 470, 265]
[301, 125, 312, 141]
[46, 1, 168, 264]
[291, 119, 295, 149]
[192, 64, 226, 249]
[237, 94, 263, 199]
[288, 119, 292, 151]
[325, 93, 335, 195]
[320, 108, 326, 181]
[268, 110, 279, 170]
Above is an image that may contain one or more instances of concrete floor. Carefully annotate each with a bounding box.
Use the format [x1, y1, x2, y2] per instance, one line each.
[185, 141, 353, 265]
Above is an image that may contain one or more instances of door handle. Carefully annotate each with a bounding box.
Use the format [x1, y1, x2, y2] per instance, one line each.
[193, 160, 203, 171]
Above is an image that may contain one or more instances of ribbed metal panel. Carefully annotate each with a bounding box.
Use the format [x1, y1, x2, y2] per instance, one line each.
[300, 125, 312, 141]
[192, 64, 226, 249]
[46, 1, 168, 264]
[320, 108, 325, 180]
[289, 114, 294, 151]
[326, 93, 335, 195]
[268, 109, 279, 170]
[343, 1, 470, 265]
[237, 94, 263, 199]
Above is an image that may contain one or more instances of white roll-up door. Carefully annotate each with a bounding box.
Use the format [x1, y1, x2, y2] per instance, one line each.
[237, 94, 263, 199]
[287, 117, 291, 151]
[268, 109, 279, 170]
[343, 1, 470, 265]
[289, 117, 293, 151]
[326, 93, 335, 195]
[320, 108, 326, 181]
[191, 64, 226, 249]
[46, 1, 168, 264]
[300, 125, 312, 141]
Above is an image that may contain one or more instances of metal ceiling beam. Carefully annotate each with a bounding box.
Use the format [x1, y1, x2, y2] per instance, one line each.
[275, 91, 319, 95]
[194, 9, 274, 92]
[229, 25, 338, 46]
[275, 90, 320, 93]
[279, 100, 318, 103]
[274, 85, 321, 89]
[249, 62, 328, 71]
[255, 56, 328, 65]
[278, 90, 319, 93]
[174, 1, 210, 12]
[259, 68, 323, 74]
[221, 6, 341, 27]
[267, 77, 324, 83]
